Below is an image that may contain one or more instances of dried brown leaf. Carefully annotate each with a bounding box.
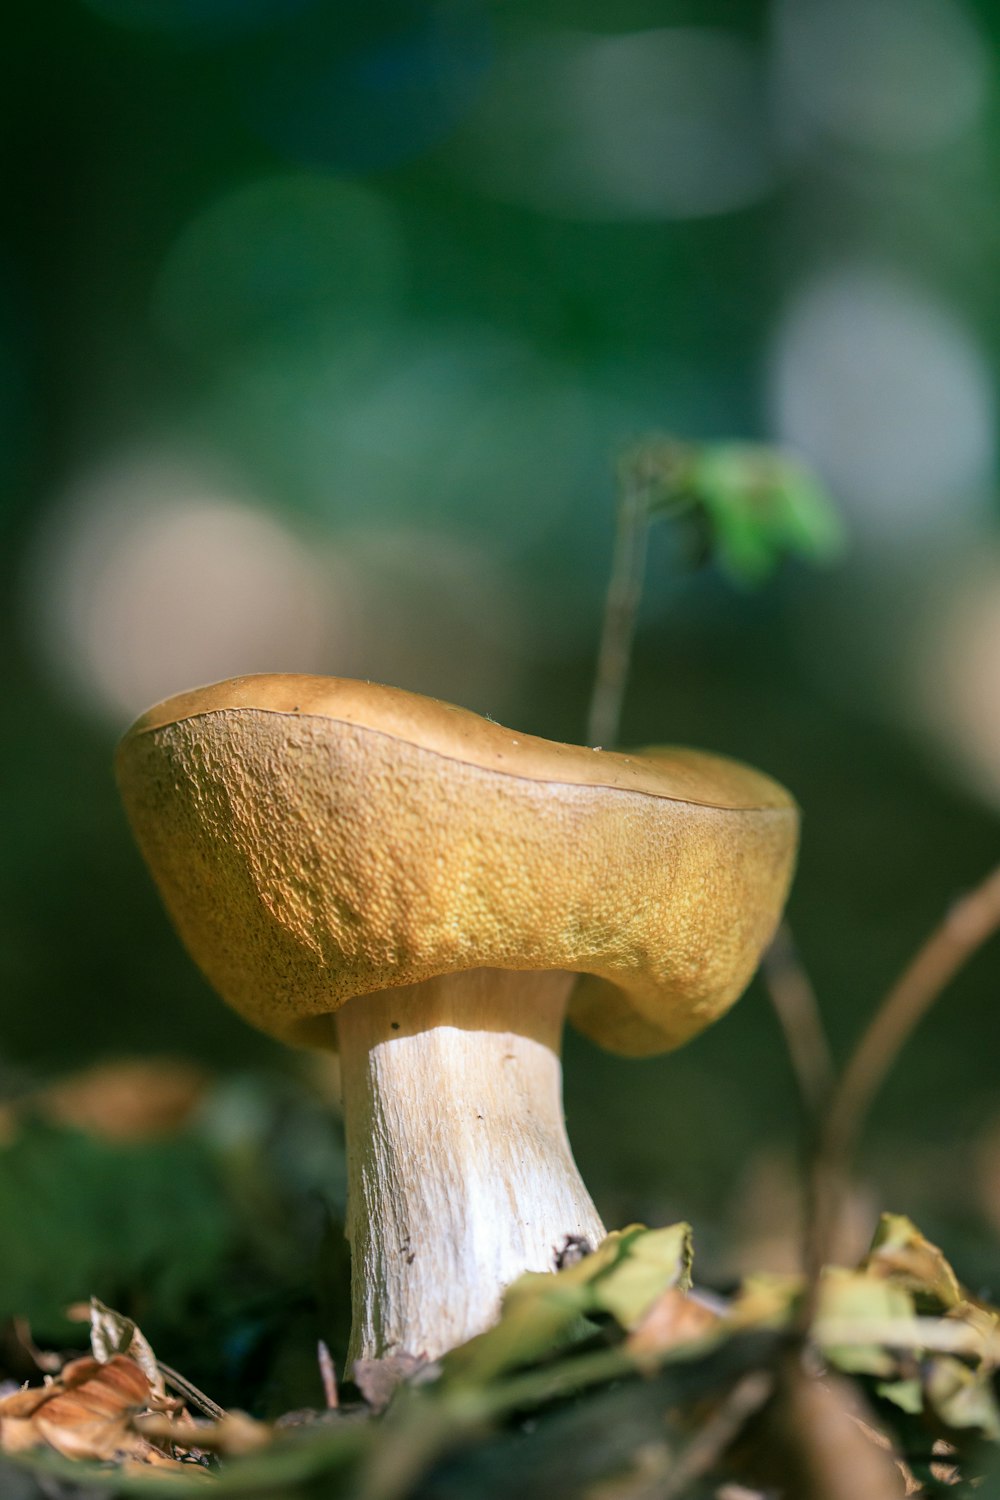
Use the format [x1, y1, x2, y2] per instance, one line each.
[0, 1354, 189, 1467]
[626, 1288, 721, 1359]
[36, 1060, 209, 1142]
[352, 1354, 431, 1411]
[929, 1438, 962, 1487]
[0, 1353, 217, 1476]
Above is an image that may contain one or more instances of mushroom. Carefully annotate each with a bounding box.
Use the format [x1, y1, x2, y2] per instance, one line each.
[116, 674, 797, 1363]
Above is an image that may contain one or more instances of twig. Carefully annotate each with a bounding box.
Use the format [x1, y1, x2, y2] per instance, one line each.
[586, 458, 651, 750]
[825, 862, 1000, 1161]
[813, 1314, 1000, 1358]
[659, 1370, 775, 1500]
[318, 1339, 340, 1410]
[158, 1360, 227, 1422]
[587, 437, 701, 748]
[804, 862, 1000, 1300]
[762, 923, 835, 1125]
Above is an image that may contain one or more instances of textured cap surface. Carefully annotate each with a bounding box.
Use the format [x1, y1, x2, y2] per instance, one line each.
[116, 674, 798, 1056]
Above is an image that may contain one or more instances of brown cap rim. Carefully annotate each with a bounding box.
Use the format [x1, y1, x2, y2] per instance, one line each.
[122, 673, 796, 815]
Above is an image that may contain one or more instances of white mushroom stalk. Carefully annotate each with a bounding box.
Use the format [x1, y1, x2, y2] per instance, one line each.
[336, 968, 605, 1362]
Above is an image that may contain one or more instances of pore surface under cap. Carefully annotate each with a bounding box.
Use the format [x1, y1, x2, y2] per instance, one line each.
[117, 674, 798, 1056]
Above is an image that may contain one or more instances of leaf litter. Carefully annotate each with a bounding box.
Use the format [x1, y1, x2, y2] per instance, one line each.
[0, 1214, 997, 1497]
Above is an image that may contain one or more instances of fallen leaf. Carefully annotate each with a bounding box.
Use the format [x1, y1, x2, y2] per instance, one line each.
[35, 1060, 209, 1143]
[0, 1354, 188, 1468]
[626, 1288, 721, 1359]
[138, 1409, 272, 1456]
[875, 1377, 923, 1416]
[929, 1437, 962, 1488]
[594, 1225, 694, 1330]
[444, 1224, 693, 1387]
[816, 1268, 916, 1376]
[87, 1297, 163, 1395]
[725, 1273, 802, 1334]
[861, 1215, 963, 1311]
[925, 1354, 1000, 1439]
[352, 1355, 434, 1411]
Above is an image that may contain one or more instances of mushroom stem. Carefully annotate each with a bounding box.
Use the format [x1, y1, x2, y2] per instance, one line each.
[335, 967, 606, 1363]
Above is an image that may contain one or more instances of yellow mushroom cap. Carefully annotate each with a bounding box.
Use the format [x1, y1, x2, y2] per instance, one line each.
[116, 674, 798, 1057]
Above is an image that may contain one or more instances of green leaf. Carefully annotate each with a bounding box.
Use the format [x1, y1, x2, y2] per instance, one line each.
[632, 439, 846, 586]
[0, 1120, 233, 1342]
[441, 1225, 692, 1388]
[589, 1223, 694, 1328]
[816, 1268, 917, 1376]
[861, 1213, 964, 1312]
[875, 1376, 924, 1415]
[925, 1355, 1000, 1439]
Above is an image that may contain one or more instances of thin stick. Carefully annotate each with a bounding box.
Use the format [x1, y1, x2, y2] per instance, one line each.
[318, 1339, 340, 1410]
[586, 459, 651, 749]
[659, 1370, 775, 1500]
[158, 1360, 227, 1421]
[762, 924, 836, 1124]
[805, 862, 1000, 1296]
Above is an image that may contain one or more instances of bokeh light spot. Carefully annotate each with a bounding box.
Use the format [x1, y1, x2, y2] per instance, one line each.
[153, 174, 404, 357]
[205, 326, 617, 564]
[318, 527, 526, 718]
[774, 0, 988, 154]
[23, 453, 340, 723]
[770, 267, 994, 543]
[449, 28, 775, 221]
[913, 549, 1000, 811]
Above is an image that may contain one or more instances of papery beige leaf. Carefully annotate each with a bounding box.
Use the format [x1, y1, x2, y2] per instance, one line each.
[925, 1355, 1000, 1439]
[816, 1269, 916, 1376]
[89, 1297, 164, 1395]
[862, 1215, 963, 1311]
[138, 1409, 272, 1456]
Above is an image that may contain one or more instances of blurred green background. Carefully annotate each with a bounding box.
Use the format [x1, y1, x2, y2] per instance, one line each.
[3, 0, 1000, 1406]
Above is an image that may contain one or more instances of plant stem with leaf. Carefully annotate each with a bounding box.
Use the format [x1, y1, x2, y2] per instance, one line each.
[586, 440, 695, 749]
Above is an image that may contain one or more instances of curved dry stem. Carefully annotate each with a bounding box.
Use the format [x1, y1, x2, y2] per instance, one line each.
[762, 922, 836, 1126]
[587, 463, 651, 750]
[804, 861, 1000, 1303]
